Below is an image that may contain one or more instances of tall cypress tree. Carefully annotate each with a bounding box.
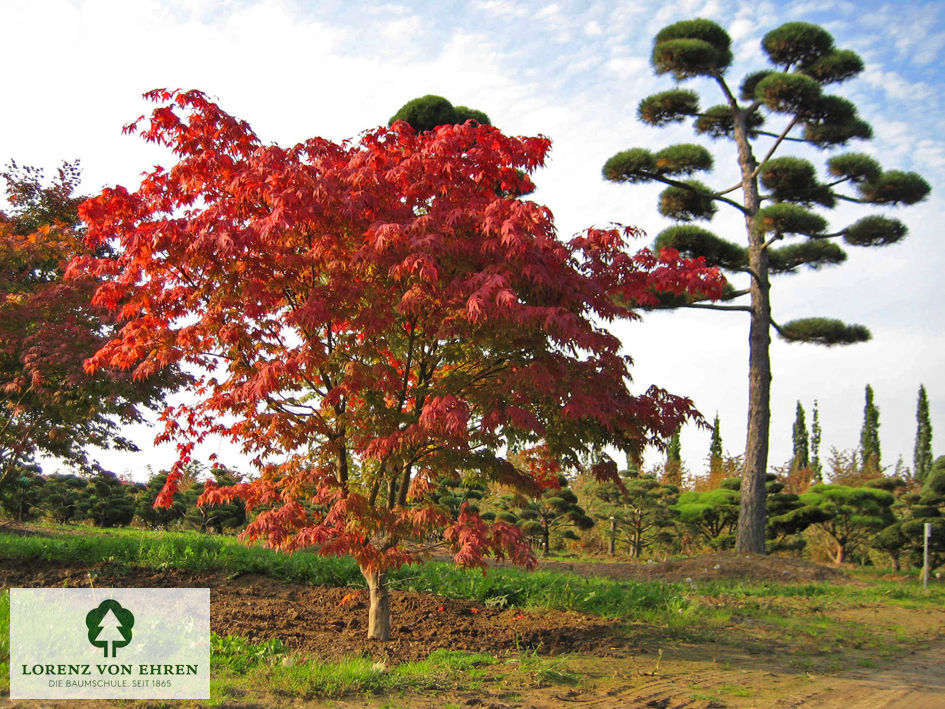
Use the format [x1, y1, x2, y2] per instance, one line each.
[792, 402, 809, 470]
[601, 19, 929, 552]
[860, 384, 881, 471]
[708, 413, 724, 482]
[915, 384, 933, 482]
[667, 429, 682, 462]
[709, 413, 723, 459]
[811, 400, 823, 481]
[663, 428, 683, 487]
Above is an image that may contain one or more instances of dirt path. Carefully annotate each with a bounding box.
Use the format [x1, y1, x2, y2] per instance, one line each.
[341, 637, 945, 709]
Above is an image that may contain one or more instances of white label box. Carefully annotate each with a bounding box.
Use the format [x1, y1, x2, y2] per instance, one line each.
[10, 588, 210, 699]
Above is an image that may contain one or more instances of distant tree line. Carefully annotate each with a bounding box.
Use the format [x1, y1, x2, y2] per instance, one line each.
[0, 463, 245, 533]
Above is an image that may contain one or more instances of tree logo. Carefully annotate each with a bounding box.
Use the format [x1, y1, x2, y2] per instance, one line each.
[85, 600, 134, 658]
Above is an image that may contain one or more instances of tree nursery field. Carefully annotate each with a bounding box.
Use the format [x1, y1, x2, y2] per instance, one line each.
[1, 524, 943, 708]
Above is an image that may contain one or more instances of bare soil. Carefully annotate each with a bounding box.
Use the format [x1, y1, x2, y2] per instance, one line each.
[2, 552, 944, 708]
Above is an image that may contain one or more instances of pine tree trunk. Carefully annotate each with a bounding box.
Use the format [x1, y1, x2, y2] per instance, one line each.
[737, 249, 772, 553]
[362, 568, 391, 641]
[834, 545, 845, 565]
[730, 98, 770, 554]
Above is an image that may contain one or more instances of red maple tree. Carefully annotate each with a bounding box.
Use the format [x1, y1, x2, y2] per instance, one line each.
[70, 89, 722, 639]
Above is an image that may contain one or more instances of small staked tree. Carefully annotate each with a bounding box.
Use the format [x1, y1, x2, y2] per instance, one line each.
[800, 483, 895, 564]
[72, 89, 721, 640]
[673, 481, 740, 550]
[860, 384, 881, 472]
[792, 401, 809, 471]
[602, 19, 930, 553]
[587, 472, 678, 558]
[494, 473, 595, 557]
[914, 384, 933, 483]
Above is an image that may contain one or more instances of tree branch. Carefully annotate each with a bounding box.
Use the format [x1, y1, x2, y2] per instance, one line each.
[755, 130, 806, 143]
[639, 173, 749, 215]
[762, 233, 784, 250]
[751, 115, 801, 179]
[679, 302, 752, 312]
[834, 194, 867, 204]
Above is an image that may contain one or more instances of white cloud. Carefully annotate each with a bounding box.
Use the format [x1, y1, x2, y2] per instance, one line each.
[472, 0, 528, 18]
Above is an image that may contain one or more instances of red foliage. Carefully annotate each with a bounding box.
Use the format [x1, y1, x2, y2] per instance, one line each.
[72, 89, 723, 575]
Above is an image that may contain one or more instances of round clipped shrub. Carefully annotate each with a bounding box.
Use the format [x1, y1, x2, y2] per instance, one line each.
[638, 89, 700, 125]
[778, 318, 871, 345]
[654, 18, 733, 72]
[843, 215, 908, 247]
[762, 22, 834, 68]
[804, 118, 872, 147]
[388, 95, 458, 131]
[654, 143, 713, 175]
[739, 71, 775, 101]
[805, 95, 857, 124]
[655, 225, 747, 270]
[754, 72, 822, 113]
[755, 203, 827, 236]
[454, 106, 491, 125]
[827, 153, 882, 184]
[652, 39, 723, 79]
[760, 157, 816, 195]
[658, 180, 718, 221]
[802, 49, 864, 84]
[768, 241, 846, 273]
[694, 104, 764, 139]
[602, 148, 656, 182]
[858, 171, 932, 205]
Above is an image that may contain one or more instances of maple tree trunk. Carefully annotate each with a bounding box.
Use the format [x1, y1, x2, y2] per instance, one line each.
[362, 568, 391, 641]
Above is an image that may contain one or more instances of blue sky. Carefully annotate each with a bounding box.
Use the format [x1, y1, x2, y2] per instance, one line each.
[2, 0, 942, 479]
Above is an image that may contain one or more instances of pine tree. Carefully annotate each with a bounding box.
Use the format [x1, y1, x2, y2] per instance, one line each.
[601, 19, 930, 552]
[811, 400, 823, 481]
[792, 402, 809, 470]
[914, 384, 933, 482]
[860, 384, 881, 471]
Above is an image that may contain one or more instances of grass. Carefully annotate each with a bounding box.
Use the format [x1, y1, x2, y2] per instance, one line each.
[3, 523, 945, 702]
[0, 524, 694, 622]
[0, 525, 363, 587]
[208, 634, 574, 702]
